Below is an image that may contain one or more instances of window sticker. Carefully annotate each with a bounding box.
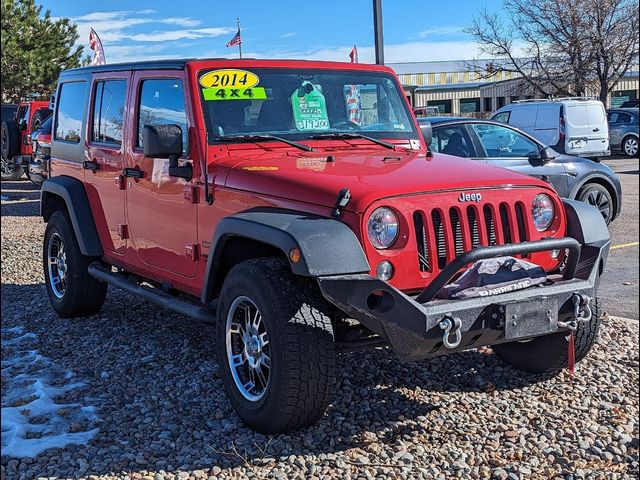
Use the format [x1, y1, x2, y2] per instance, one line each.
[200, 69, 266, 101]
[291, 82, 329, 131]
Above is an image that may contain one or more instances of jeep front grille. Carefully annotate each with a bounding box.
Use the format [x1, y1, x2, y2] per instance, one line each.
[413, 201, 529, 273]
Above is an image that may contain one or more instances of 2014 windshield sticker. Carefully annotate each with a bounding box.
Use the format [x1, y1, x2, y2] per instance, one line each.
[200, 69, 266, 101]
[291, 82, 330, 131]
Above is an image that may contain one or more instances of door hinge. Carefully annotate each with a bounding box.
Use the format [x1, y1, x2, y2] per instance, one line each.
[115, 175, 126, 190]
[117, 224, 129, 239]
[185, 243, 199, 261]
[183, 184, 198, 204]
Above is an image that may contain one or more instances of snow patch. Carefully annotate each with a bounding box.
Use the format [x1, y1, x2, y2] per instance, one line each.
[1, 326, 100, 458]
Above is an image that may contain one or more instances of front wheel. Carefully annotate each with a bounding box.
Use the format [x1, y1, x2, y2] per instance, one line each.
[216, 258, 336, 433]
[43, 210, 108, 318]
[493, 298, 601, 374]
[577, 183, 613, 225]
[622, 136, 638, 157]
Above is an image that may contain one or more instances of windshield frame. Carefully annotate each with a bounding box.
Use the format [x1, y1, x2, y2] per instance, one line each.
[196, 67, 419, 145]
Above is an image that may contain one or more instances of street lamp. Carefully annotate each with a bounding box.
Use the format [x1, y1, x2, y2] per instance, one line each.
[373, 0, 384, 65]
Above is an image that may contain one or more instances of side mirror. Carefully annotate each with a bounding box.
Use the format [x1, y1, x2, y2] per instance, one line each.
[143, 124, 192, 180]
[420, 122, 433, 148]
[540, 146, 557, 162]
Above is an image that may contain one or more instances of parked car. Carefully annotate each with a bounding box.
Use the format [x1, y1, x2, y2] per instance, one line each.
[41, 58, 608, 433]
[491, 98, 610, 160]
[607, 108, 639, 157]
[620, 99, 639, 108]
[27, 114, 53, 185]
[1, 100, 51, 180]
[419, 117, 621, 224]
[413, 106, 440, 117]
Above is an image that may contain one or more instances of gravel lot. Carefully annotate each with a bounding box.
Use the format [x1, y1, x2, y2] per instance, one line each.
[1, 179, 639, 480]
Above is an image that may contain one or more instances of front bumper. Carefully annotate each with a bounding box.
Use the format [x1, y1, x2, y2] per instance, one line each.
[318, 200, 611, 362]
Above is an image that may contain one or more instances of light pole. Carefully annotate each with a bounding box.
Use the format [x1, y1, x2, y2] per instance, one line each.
[373, 0, 384, 65]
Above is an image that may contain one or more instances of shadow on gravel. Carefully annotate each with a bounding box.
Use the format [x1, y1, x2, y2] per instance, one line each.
[1, 180, 41, 217]
[1, 199, 40, 217]
[1, 281, 553, 478]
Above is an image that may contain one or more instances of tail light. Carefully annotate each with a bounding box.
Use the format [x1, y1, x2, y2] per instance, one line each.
[559, 107, 566, 143]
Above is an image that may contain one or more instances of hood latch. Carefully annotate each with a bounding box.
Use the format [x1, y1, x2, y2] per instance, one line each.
[331, 188, 352, 218]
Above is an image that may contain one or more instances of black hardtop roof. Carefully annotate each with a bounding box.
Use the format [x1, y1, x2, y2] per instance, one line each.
[59, 58, 198, 77]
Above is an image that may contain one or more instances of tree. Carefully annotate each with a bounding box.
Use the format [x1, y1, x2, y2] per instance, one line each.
[467, 0, 639, 104]
[1, 0, 84, 102]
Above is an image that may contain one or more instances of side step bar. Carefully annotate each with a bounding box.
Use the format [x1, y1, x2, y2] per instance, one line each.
[88, 263, 216, 324]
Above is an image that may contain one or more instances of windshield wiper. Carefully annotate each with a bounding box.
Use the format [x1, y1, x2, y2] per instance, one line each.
[309, 132, 396, 150]
[214, 134, 314, 152]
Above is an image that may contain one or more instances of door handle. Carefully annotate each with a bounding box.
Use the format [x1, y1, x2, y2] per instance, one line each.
[592, 128, 600, 132]
[83, 160, 100, 171]
[123, 167, 144, 179]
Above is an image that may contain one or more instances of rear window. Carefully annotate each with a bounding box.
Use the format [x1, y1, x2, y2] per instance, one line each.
[55, 82, 86, 143]
[587, 104, 606, 125]
[566, 105, 589, 127]
[92, 80, 127, 145]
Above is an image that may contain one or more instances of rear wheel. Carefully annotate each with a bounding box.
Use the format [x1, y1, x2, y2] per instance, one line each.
[1, 120, 23, 181]
[216, 258, 336, 433]
[577, 183, 613, 225]
[43, 210, 108, 318]
[493, 298, 601, 374]
[622, 136, 638, 157]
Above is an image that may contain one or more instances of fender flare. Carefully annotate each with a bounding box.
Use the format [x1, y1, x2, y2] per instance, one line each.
[562, 198, 610, 246]
[201, 210, 370, 304]
[40, 176, 103, 256]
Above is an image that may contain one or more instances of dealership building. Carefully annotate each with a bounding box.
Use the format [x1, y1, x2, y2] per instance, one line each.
[389, 60, 640, 115]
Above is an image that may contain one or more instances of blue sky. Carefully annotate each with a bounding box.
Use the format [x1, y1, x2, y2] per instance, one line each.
[42, 0, 503, 64]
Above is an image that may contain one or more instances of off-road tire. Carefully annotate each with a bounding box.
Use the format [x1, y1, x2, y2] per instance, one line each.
[493, 298, 601, 374]
[1, 119, 23, 180]
[577, 183, 613, 225]
[31, 108, 51, 131]
[43, 210, 107, 318]
[216, 258, 336, 433]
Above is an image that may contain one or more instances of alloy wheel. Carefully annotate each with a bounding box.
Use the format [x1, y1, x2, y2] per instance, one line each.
[584, 189, 611, 223]
[226, 296, 271, 402]
[47, 232, 67, 299]
[624, 137, 638, 157]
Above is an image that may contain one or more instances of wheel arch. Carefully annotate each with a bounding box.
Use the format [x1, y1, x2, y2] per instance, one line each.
[571, 174, 620, 221]
[40, 176, 103, 256]
[201, 210, 370, 304]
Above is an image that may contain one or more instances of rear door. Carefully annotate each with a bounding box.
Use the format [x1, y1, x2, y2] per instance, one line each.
[84, 72, 130, 254]
[564, 103, 591, 155]
[125, 70, 199, 278]
[586, 103, 609, 152]
[470, 122, 569, 196]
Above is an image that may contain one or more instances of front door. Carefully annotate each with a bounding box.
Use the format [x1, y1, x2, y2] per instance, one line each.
[125, 71, 198, 278]
[469, 123, 569, 197]
[84, 72, 130, 254]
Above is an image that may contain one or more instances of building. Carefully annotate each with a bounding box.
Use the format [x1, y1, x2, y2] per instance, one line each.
[389, 60, 640, 115]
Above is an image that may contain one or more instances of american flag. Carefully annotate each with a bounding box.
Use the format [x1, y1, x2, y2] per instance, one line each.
[89, 28, 106, 65]
[226, 28, 242, 48]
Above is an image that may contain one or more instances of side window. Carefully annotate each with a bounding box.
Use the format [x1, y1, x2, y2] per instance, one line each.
[616, 113, 632, 124]
[608, 112, 619, 124]
[430, 126, 472, 157]
[138, 79, 188, 154]
[16, 106, 29, 128]
[92, 80, 127, 145]
[492, 111, 510, 124]
[472, 123, 539, 158]
[55, 82, 86, 143]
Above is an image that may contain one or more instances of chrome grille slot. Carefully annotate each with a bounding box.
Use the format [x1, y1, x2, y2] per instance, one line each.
[483, 205, 497, 246]
[431, 210, 447, 269]
[449, 208, 464, 257]
[466, 206, 481, 247]
[413, 211, 430, 272]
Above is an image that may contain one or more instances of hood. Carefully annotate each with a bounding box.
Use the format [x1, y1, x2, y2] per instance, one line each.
[221, 146, 552, 213]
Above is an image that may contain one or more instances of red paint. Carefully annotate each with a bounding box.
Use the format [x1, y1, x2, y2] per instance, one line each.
[49, 59, 565, 297]
[13, 100, 50, 156]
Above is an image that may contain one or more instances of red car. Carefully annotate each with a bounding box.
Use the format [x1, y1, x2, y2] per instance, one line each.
[40, 59, 608, 432]
[1, 100, 51, 180]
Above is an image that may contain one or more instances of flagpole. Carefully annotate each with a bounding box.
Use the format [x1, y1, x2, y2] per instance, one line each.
[237, 17, 242, 59]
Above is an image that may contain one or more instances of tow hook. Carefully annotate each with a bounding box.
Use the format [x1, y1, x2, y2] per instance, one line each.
[439, 314, 462, 349]
[558, 293, 593, 331]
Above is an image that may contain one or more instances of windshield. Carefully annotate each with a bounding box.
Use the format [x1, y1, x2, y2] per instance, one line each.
[197, 68, 418, 143]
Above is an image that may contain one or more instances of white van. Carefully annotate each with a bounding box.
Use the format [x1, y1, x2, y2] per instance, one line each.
[491, 98, 610, 159]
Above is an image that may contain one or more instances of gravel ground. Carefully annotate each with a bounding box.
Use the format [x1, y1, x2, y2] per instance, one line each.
[1, 180, 639, 480]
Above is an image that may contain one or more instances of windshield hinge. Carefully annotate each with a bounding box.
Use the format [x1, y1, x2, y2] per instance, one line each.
[331, 188, 352, 218]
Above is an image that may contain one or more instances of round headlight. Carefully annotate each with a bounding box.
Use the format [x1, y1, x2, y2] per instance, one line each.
[368, 207, 399, 249]
[532, 194, 555, 231]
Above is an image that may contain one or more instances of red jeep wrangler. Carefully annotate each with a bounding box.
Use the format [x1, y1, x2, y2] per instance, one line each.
[1, 100, 51, 180]
[40, 59, 610, 433]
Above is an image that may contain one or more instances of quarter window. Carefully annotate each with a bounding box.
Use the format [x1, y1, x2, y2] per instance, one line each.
[92, 80, 127, 145]
[55, 82, 86, 143]
[138, 79, 188, 153]
[492, 111, 511, 123]
[472, 123, 539, 158]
